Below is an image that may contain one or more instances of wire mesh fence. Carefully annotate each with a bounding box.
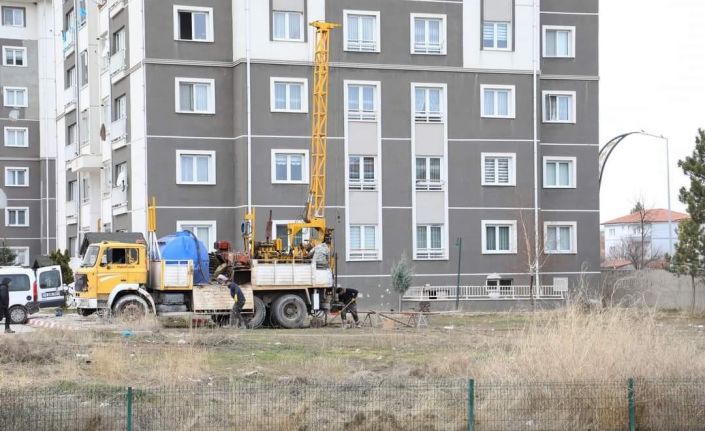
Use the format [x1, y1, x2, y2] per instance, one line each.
[3, 378, 705, 430]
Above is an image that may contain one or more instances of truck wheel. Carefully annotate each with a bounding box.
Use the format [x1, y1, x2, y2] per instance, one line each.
[113, 294, 150, 321]
[271, 294, 306, 329]
[9, 305, 28, 324]
[247, 296, 266, 329]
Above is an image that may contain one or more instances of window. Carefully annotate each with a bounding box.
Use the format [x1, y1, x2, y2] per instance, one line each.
[270, 78, 307, 113]
[414, 86, 443, 123]
[271, 150, 308, 184]
[415, 157, 443, 191]
[543, 91, 576, 123]
[67, 124, 77, 148]
[2, 7, 24, 27]
[543, 26, 575, 58]
[481, 85, 515, 118]
[347, 84, 376, 121]
[544, 157, 576, 188]
[68, 237, 77, 257]
[5, 274, 29, 291]
[9, 247, 29, 266]
[349, 225, 378, 260]
[5, 207, 28, 227]
[174, 6, 213, 42]
[486, 278, 513, 296]
[4, 127, 27, 147]
[65, 9, 75, 32]
[608, 228, 615, 236]
[5, 167, 28, 187]
[272, 10, 303, 42]
[348, 156, 376, 190]
[344, 10, 380, 52]
[103, 162, 112, 191]
[114, 95, 127, 120]
[3, 46, 25, 66]
[545, 222, 577, 254]
[4, 87, 27, 107]
[79, 110, 88, 145]
[483, 22, 510, 50]
[112, 28, 125, 54]
[67, 180, 77, 201]
[176, 150, 216, 185]
[176, 78, 215, 114]
[411, 14, 445, 54]
[65, 66, 76, 89]
[104, 248, 139, 265]
[177, 221, 216, 250]
[482, 220, 517, 254]
[482, 153, 515, 186]
[81, 178, 90, 203]
[273, 221, 311, 251]
[80, 50, 88, 86]
[416, 225, 444, 259]
[78, 0, 86, 26]
[114, 162, 127, 191]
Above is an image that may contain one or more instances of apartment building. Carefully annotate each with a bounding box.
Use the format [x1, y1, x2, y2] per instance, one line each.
[54, 0, 599, 308]
[0, 0, 56, 266]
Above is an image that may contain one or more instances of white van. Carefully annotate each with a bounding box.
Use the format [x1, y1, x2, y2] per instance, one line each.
[0, 266, 65, 324]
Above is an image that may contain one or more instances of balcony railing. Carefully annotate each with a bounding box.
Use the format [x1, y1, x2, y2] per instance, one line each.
[64, 87, 76, 108]
[415, 249, 445, 260]
[65, 200, 77, 219]
[415, 180, 444, 192]
[414, 110, 443, 123]
[348, 109, 377, 122]
[348, 180, 377, 191]
[403, 285, 565, 301]
[64, 142, 77, 161]
[111, 118, 126, 141]
[347, 39, 377, 52]
[413, 41, 443, 54]
[109, 50, 126, 76]
[349, 249, 379, 261]
[62, 28, 75, 54]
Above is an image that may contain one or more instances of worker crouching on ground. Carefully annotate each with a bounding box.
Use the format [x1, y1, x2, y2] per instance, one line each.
[0, 277, 14, 334]
[337, 287, 360, 328]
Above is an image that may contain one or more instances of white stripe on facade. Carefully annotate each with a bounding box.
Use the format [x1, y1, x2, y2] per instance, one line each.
[540, 11, 598, 16]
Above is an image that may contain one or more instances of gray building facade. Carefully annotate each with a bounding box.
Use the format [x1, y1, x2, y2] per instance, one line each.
[56, 0, 599, 309]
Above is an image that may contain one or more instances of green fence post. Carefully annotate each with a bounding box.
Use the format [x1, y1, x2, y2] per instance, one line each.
[126, 387, 133, 431]
[628, 378, 635, 431]
[467, 379, 475, 431]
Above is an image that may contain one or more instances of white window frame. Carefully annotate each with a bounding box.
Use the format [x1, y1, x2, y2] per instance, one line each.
[272, 220, 311, 250]
[481, 220, 518, 254]
[415, 156, 444, 191]
[176, 150, 216, 185]
[343, 10, 381, 53]
[348, 224, 379, 261]
[5, 167, 28, 187]
[480, 84, 516, 119]
[173, 5, 214, 43]
[410, 13, 447, 55]
[9, 246, 29, 266]
[543, 156, 577, 189]
[542, 90, 576, 124]
[272, 10, 304, 42]
[2, 46, 26, 67]
[2, 7, 25, 27]
[482, 21, 512, 51]
[3, 86, 27, 107]
[542, 25, 576, 58]
[81, 177, 90, 203]
[544, 221, 577, 254]
[413, 84, 444, 123]
[348, 155, 377, 191]
[175, 77, 215, 114]
[271, 149, 309, 184]
[176, 220, 217, 251]
[415, 224, 445, 260]
[481, 152, 516, 186]
[346, 83, 378, 121]
[4, 126, 28, 147]
[5, 207, 29, 227]
[270, 77, 308, 113]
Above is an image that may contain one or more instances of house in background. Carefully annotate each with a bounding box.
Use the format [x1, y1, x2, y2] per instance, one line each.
[602, 209, 689, 269]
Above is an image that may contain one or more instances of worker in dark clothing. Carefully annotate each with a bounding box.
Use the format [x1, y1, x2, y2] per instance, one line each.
[229, 280, 246, 329]
[337, 287, 360, 327]
[0, 277, 15, 334]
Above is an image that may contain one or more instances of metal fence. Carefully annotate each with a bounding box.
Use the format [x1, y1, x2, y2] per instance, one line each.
[403, 285, 565, 301]
[3, 378, 705, 430]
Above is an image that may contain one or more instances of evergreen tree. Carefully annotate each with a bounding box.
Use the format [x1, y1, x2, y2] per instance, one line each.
[0, 241, 17, 266]
[391, 252, 415, 310]
[50, 249, 74, 284]
[678, 129, 705, 224]
[630, 200, 645, 214]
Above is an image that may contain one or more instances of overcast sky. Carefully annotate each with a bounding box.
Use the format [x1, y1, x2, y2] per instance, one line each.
[599, 0, 705, 222]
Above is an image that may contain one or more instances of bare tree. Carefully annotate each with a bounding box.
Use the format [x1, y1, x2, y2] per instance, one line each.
[517, 211, 550, 311]
[609, 200, 662, 269]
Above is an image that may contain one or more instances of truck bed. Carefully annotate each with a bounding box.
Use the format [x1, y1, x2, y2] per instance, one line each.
[192, 283, 253, 313]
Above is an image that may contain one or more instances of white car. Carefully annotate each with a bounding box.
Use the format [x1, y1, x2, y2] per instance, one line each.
[0, 266, 65, 324]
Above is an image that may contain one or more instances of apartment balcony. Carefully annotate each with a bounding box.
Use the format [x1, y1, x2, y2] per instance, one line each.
[69, 152, 102, 173]
[64, 142, 78, 163]
[64, 87, 76, 112]
[112, 187, 128, 216]
[111, 118, 127, 148]
[109, 0, 126, 18]
[62, 29, 75, 57]
[109, 50, 127, 83]
[65, 201, 77, 224]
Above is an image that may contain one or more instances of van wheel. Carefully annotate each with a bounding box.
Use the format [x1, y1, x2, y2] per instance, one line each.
[247, 296, 266, 329]
[271, 294, 307, 329]
[113, 294, 150, 321]
[9, 305, 28, 324]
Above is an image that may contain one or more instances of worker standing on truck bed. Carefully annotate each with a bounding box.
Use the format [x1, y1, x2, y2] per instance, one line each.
[308, 242, 330, 269]
[0, 278, 15, 334]
[337, 287, 360, 328]
[228, 278, 246, 329]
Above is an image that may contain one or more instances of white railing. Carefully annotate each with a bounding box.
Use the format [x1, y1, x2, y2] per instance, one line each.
[109, 50, 126, 76]
[111, 118, 126, 141]
[349, 249, 379, 260]
[415, 180, 444, 191]
[414, 111, 443, 123]
[349, 180, 377, 191]
[414, 41, 443, 54]
[65, 201, 77, 218]
[348, 109, 377, 121]
[64, 87, 76, 107]
[347, 39, 377, 52]
[64, 142, 77, 161]
[415, 249, 445, 260]
[403, 285, 565, 301]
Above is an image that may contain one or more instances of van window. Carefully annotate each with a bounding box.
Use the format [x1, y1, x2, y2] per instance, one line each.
[4, 274, 30, 292]
[39, 269, 61, 289]
[106, 248, 139, 265]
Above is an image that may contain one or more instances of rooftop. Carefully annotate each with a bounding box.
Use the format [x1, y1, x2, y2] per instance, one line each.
[602, 209, 689, 225]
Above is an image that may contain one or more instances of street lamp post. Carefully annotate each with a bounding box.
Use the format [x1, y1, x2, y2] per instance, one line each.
[455, 237, 462, 311]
